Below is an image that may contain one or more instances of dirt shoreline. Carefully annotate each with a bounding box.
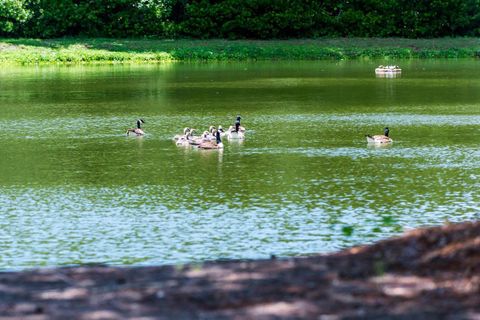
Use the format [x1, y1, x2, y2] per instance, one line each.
[1, 221, 478, 319]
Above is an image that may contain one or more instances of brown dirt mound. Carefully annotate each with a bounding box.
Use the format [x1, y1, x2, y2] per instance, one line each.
[0, 221, 479, 319]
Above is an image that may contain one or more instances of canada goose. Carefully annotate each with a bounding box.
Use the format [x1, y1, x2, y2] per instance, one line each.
[200, 130, 216, 141]
[234, 115, 246, 132]
[366, 127, 393, 144]
[126, 119, 145, 136]
[198, 130, 223, 149]
[173, 127, 190, 140]
[176, 129, 206, 146]
[176, 131, 193, 146]
[186, 130, 207, 145]
[218, 125, 227, 137]
[227, 125, 245, 140]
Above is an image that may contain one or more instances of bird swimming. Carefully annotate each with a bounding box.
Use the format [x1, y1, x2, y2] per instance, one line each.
[227, 115, 245, 140]
[198, 129, 223, 149]
[173, 127, 193, 141]
[227, 126, 245, 140]
[234, 115, 245, 132]
[366, 127, 393, 144]
[176, 131, 193, 146]
[126, 119, 145, 136]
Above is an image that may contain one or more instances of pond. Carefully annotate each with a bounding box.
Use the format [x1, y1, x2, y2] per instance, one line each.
[0, 60, 479, 270]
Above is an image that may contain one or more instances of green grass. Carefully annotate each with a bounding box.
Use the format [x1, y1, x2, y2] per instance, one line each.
[1, 37, 479, 64]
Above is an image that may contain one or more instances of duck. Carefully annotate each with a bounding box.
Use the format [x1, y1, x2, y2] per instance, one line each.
[198, 130, 223, 149]
[366, 127, 393, 144]
[126, 119, 145, 136]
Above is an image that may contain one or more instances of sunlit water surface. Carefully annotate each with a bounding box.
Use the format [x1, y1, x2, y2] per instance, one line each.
[0, 61, 479, 270]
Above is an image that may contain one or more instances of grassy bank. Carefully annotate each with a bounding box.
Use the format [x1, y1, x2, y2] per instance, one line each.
[1, 37, 479, 64]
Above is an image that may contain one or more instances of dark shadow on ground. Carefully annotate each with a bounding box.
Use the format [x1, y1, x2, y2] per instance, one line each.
[0, 221, 478, 319]
[0, 37, 230, 53]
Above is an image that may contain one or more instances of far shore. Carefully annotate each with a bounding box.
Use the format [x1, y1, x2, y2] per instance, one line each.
[1, 37, 479, 65]
[0, 220, 478, 319]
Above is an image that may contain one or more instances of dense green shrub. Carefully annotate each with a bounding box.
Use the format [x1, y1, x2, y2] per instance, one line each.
[178, 0, 480, 38]
[178, 0, 338, 39]
[22, 0, 175, 38]
[0, 0, 31, 36]
[15, 0, 175, 38]
[337, 0, 480, 37]
[1, 0, 479, 39]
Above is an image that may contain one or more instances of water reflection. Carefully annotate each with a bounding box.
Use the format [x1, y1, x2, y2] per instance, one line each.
[366, 143, 393, 149]
[375, 73, 401, 78]
[227, 138, 245, 145]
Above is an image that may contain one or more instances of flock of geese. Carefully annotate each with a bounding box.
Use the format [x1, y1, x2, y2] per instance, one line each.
[126, 117, 393, 147]
[126, 66, 401, 148]
[126, 116, 247, 149]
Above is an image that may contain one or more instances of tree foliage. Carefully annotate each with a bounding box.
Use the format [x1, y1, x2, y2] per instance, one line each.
[0, 0, 31, 35]
[178, 0, 480, 38]
[21, 0, 175, 38]
[0, 0, 479, 38]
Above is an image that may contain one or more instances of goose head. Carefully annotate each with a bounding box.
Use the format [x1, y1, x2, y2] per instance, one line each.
[136, 119, 145, 129]
[183, 127, 191, 135]
[384, 127, 390, 137]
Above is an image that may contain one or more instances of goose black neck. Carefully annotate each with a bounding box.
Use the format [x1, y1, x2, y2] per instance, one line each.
[384, 128, 389, 137]
[216, 131, 221, 143]
[235, 116, 241, 131]
[137, 120, 142, 129]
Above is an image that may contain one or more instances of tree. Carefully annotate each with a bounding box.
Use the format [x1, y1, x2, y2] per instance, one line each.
[0, 0, 30, 36]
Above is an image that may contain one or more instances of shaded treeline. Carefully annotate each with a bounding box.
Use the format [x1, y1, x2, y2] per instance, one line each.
[1, 0, 480, 39]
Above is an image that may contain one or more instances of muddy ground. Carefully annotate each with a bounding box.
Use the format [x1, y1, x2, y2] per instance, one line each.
[0, 221, 478, 319]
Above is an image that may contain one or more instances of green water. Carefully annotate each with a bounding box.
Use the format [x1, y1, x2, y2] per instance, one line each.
[0, 61, 479, 270]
